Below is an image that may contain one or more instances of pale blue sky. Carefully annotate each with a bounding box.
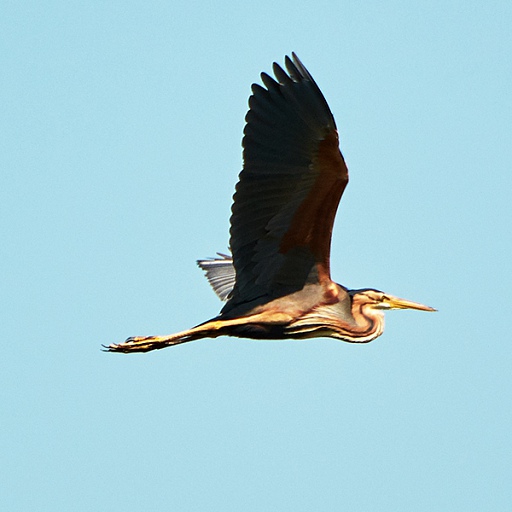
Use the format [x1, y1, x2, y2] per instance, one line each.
[1, 1, 511, 510]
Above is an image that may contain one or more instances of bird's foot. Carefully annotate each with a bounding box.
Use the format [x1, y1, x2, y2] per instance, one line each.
[103, 335, 167, 353]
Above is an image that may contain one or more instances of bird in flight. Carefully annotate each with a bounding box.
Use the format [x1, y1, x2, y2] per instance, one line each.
[107, 53, 435, 353]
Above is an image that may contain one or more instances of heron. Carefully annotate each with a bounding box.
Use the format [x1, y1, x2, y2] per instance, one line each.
[107, 53, 435, 354]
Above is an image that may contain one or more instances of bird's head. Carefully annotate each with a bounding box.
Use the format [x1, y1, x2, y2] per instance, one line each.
[349, 289, 436, 312]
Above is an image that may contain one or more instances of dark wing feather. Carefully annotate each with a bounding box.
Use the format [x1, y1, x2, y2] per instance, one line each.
[225, 54, 348, 313]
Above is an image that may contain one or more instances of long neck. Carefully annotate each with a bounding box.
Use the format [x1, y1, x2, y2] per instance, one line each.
[344, 298, 385, 343]
[285, 294, 386, 343]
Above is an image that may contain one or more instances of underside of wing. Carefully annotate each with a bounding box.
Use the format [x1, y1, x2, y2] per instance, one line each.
[225, 54, 349, 314]
[197, 254, 235, 301]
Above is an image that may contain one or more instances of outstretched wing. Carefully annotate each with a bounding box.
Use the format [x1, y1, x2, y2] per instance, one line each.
[225, 53, 349, 312]
[197, 254, 235, 301]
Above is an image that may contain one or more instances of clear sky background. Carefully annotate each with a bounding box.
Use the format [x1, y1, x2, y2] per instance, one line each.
[1, 1, 511, 510]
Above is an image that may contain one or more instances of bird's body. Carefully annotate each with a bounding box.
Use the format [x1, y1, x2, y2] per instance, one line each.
[108, 53, 434, 354]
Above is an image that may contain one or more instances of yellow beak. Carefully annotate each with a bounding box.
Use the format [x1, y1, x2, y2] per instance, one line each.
[385, 295, 437, 312]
